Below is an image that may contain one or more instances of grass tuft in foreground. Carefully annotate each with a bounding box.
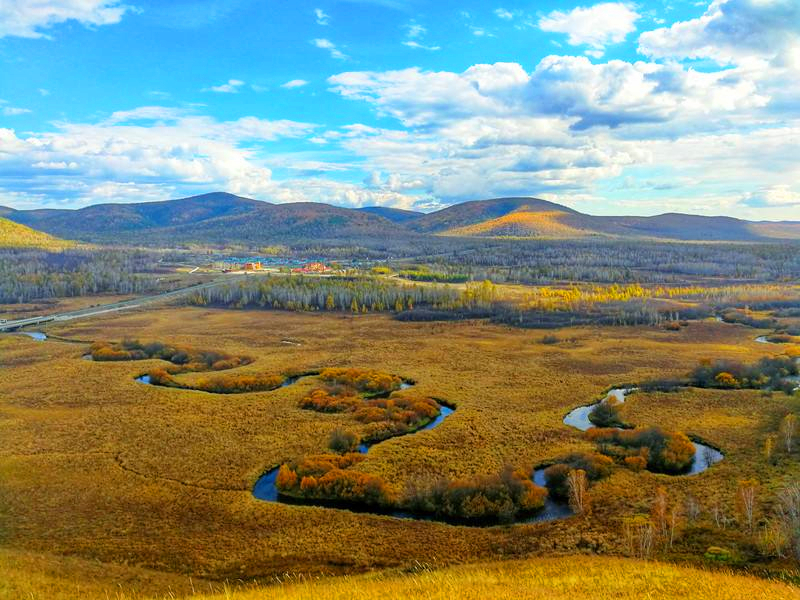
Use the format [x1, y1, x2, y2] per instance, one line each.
[2, 553, 798, 600]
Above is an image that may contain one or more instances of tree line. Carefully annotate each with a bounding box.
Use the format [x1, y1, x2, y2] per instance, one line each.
[184, 275, 497, 314]
[0, 248, 165, 303]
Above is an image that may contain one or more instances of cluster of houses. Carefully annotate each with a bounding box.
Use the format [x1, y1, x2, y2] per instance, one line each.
[290, 262, 331, 274]
[216, 259, 332, 274]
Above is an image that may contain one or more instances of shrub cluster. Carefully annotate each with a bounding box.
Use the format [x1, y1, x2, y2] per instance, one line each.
[587, 427, 696, 474]
[298, 389, 362, 412]
[318, 367, 403, 395]
[300, 388, 441, 444]
[275, 454, 394, 506]
[328, 428, 360, 454]
[356, 396, 441, 443]
[405, 466, 547, 523]
[691, 356, 799, 392]
[588, 399, 625, 428]
[543, 453, 614, 499]
[720, 309, 777, 329]
[90, 339, 251, 372]
[147, 368, 285, 393]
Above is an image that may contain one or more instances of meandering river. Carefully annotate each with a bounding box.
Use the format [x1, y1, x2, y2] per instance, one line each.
[563, 388, 724, 474]
[16, 329, 729, 525]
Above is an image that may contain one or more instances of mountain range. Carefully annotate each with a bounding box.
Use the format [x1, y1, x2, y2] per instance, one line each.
[1, 192, 798, 246]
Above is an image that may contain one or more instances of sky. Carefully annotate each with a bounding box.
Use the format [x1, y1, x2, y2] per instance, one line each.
[0, 0, 799, 219]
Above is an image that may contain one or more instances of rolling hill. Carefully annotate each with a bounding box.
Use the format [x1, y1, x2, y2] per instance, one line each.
[357, 205, 423, 223]
[408, 197, 800, 241]
[3, 192, 266, 240]
[157, 201, 413, 244]
[3, 192, 800, 245]
[0, 217, 75, 249]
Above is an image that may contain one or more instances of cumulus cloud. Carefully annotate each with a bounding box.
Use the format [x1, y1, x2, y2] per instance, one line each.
[0, 0, 131, 38]
[311, 38, 347, 60]
[639, 0, 800, 67]
[205, 79, 245, 93]
[740, 185, 800, 208]
[329, 58, 767, 131]
[494, 8, 513, 20]
[323, 52, 795, 206]
[281, 79, 309, 89]
[0, 108, 317, 205]
[539, 2, 640, 54]
[4, 2, 797, 215]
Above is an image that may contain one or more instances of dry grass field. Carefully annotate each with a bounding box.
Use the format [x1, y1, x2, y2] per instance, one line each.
[2, 551, 799, 600]
[0, 294, 137, 321]
[0, 306, 798, 588]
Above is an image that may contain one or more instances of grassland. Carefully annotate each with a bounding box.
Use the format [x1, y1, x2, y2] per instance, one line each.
[0, 306, 798, 586]
[1, 550, 798, 600]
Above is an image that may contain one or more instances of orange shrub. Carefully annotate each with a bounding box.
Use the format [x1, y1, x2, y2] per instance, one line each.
[275, 453, 393, 506]
[319, 368, 403, 394]
[299, 389, 362, 412]
[405, 466, 547, 523]
[587, 427, 696, 474]
[624, 455, 647, 471]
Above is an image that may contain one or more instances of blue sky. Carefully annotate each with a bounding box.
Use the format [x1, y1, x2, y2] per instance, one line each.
[0, 0, 799, 218]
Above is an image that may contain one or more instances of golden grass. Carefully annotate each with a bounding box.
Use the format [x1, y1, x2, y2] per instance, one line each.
[2, 550, 797, 600]
[442, 210, 591, 238]
[0, 294, 137, 321]
[217, 557, 800, 600]
[0, 308, 798, 579]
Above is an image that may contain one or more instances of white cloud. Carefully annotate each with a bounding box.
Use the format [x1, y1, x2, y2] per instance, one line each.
[539, 2, 640, 53]
[314, 8, 329, 25]
[0, 0, 131, 38]
[311, 38, 347, 60]
[402, 40, 440, 51]
[402, 21, 439, 50]
[0, 108, 317, 205]
[38, 88, 50, 96]
[281, 79, 309, 89]
[740, 185, 800, 208]
[494, 8, 513, 20]
[205, 79, 245, 93]
[329, 59, 767, 131]
[639, 0, 800, 67]
[324, 55, 795, 207]
[2, 106, 31, 116]
[405, 21, 425, 38]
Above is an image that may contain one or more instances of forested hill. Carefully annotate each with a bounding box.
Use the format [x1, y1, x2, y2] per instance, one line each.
[3, 193, 800, 245]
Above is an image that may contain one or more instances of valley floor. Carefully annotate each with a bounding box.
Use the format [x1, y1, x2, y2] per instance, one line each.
[0, 306, 798, 592]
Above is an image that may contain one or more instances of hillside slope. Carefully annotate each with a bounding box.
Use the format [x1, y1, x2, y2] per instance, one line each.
[157, 201, 410, 244]
[410, 197, 579, 234]
[358, 206, 423, 224]
[0, 218, 75, 249]
[442, 209, 596, 238]
[410, 197, 800, 241]
[4, 192, 265, 240]
[3, 553, 797, 600]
